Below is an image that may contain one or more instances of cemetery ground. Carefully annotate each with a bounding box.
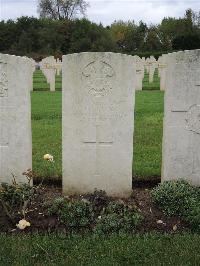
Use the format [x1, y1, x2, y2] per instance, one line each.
[0, 233, 199, 265]
[0, 69, 199, 265]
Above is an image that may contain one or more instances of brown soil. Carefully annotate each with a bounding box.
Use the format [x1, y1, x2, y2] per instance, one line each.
[0, 185, 189, 234]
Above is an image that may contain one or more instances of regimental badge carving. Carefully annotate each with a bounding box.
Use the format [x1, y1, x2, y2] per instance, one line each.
[82, 61, 115, 97]
[0, 62, 8, 97]
[186, 105, 200, 134]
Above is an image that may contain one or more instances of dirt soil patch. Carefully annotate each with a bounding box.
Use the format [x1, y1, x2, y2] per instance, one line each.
[0, 185, 189, 234]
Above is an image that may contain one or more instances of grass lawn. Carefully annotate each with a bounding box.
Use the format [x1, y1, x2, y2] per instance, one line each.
[0, 233, 199, 265]
[33, 70, 62, 91]
[31, 90, 164, 181]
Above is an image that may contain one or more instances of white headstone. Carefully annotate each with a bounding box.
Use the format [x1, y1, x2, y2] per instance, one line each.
[134, 56, 144, 91]
[162, 49, 200, 186]
[158, 55, 167, 91]
[149, 56, 157, 83]
[56, 59, 62, 76]
[145, 57, 150, 74]
[41, 56, 56, 91]
[157, 56, 162, 77]
[62, 52, 136, 197]
[26, 57, 35, 92]
[0, 54, 32, 184]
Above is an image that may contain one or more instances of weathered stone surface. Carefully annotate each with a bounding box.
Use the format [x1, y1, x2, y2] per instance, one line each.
[0, 54, 32, 184]
[62, 52, 136, 197]
[162, 49, 200, 186]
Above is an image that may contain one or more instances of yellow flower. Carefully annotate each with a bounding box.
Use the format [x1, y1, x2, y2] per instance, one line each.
[43, 154, 54, 162]
[16, 219, 31, 230]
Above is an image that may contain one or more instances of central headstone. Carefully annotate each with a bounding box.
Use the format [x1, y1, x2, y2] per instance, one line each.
[62, 52, 136, 197]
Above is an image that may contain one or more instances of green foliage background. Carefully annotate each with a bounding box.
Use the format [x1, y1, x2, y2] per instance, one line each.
[0, 8, 199, 59]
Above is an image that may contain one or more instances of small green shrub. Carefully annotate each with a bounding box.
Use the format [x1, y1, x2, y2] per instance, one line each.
[0, 175, 35, 222]
[47, 191, 143, 234]
[48, 198, 94, 228]
[0, 182, 33, 208]
[151, 180, 200, 231]
[151, 180, 198, 217]
[184, 200, 200, 232]
[94, 201, 143, 234]
[86, 189, 109, 215]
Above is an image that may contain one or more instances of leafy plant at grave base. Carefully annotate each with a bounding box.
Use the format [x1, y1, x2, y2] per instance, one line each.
[47, 197, 94, 228]
[151, 180, 200, 231]
[94, 201, 143, 234]
[184, 201, 200, 232]
[0, 170, 36, 223]
[47, 190, 143, 234]
[86, 189, 109, 215]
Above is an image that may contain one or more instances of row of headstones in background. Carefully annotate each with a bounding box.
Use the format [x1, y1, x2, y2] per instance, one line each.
[135, 55, 167, 91]
[40, 55, 164, 93]
[1, 51, 200, 197]
[40, 57, 62, 92]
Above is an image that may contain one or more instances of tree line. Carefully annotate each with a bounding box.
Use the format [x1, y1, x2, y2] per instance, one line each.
[0, 8, 199, 60]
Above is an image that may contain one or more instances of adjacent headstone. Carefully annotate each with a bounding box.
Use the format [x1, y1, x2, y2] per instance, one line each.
[62, 52, 136, 197]
[162, 49, 200, 186]
[0, 54, 32, 184]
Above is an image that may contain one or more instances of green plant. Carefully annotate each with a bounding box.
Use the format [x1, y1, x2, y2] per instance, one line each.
[151, 180, 200, 231]
[151, 180, 198, 217]
[0, 171, 35, 222]
[48, 198, 94, 228]
[184, 200, 200, 232]
[94, 201, 143, 234]
[86, 189, 109, 215]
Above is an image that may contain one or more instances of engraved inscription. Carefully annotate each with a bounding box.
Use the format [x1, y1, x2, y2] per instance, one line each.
[82, 61, 115, 97]
[186, 104, 200, 134]
[0, 62, 8, 97]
